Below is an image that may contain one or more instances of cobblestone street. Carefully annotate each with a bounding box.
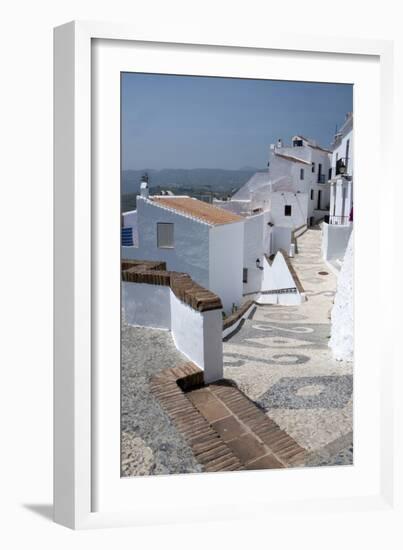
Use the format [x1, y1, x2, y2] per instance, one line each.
[223, 228, 353, 464]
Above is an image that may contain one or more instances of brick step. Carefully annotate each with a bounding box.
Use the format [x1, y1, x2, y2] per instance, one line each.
[150, 363, 306, 472]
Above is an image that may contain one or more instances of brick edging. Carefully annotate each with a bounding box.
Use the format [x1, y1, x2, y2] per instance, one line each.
[223, 300, 255, 330]
[278, 249, 305, 294]
[150, 364, 244, 472]
[151, 364, 306, 472]
[122, 260, 223, 312]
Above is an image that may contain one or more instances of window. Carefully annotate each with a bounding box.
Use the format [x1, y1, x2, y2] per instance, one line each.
[317, 163, 323, 183]
[312, 162, 315, 173]
[293, 139, 303, 147]
[121, 226, 133, 246]
[243, 268, 248, 283]
[300, 168, 304, 180]
[310, 189, 314, 200]
[284, 205, 292, 216]
[157, 222, 174, 248]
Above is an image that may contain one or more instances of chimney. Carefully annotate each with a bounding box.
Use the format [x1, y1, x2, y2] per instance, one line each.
[140, 173, 149, 199]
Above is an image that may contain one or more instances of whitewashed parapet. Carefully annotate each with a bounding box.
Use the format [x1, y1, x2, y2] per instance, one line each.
[256, 251, 305, 305]
[122, 260, 223, 383]
[222, 300, 256, 340]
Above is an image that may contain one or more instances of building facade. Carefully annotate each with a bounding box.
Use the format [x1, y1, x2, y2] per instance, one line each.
[322, 113, 353, 268]
[122, 194, 245, 313]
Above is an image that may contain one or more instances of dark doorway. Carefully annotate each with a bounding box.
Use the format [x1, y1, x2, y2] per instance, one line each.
[317, 190, 322, 210]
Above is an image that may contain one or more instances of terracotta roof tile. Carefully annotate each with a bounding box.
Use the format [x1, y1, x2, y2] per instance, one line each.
[151, 196, 243, 226]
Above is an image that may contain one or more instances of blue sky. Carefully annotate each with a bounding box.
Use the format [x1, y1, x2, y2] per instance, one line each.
[121, 73, 353, 171]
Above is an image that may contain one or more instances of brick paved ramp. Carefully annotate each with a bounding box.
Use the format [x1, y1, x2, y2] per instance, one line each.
[150, 363, 306, 472]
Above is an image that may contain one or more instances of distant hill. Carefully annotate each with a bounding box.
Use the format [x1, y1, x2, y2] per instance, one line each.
[122, 168, 263, 195]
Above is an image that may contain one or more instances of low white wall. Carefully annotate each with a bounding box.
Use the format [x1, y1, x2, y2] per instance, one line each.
[329, 232, 354, 361]
[202, 309, 224, 383]
[222, 302, 256, 340]
[258, 292, 302, 305]
[170, 292, 205, 371]
[123, 281, 223, 382]
[257, 254, 303, 305]
[122, 282, 171, 329]
[272, 226, 292, 254]
[170, 293, 223, 383]
[322, 222, 353, 262]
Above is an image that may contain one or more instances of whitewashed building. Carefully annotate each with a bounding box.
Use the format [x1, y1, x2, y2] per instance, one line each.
[122, 192, 245, 313]
[268, 135, 332, 225]
[219, 135, 331, 227]
[322, 113, 353, 268]
[122, 183, 305, 312]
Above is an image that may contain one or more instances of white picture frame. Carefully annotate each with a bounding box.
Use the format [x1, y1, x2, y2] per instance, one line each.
[54, 20, 396, 530]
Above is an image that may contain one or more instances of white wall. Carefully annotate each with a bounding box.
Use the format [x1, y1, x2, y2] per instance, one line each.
[257, 253, 304, 305]
[123, 281, 223, 382]
[329, 231, 354, 361]
[202, 309, 224, 383]
[209, 221, 244, 312]
[123, 210, 137, 227]
[270, 145, 331, 223]
[122, 282, 171, 329]
[269, 191, 308, 228]
[171, 293, 223, 383]
[272, 226, 292, 253]
[242, 213, 265, 295]
[170, 291, 205, 370]
[330, 178, 353, 222]
[261, 252, 297, 292]
[322, 222, 353, 262]
[123, 197, 211, 289]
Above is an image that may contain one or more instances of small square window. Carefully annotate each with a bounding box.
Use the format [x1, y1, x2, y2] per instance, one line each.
[157, 223, 174, 248]
[243, 268, 248, 283]
[284, 205, 292, 216]
[300, 168, 304, 180]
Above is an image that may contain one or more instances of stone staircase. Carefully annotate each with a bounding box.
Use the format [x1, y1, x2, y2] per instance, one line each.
[151, 363, 306, 472]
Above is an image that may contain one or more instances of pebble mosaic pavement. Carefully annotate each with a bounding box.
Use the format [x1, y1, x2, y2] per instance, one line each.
[223, 228, 353, 464]
[121, 227, 353, 475]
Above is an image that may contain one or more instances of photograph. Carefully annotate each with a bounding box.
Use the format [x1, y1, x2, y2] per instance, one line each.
[120, 73, 354, 476]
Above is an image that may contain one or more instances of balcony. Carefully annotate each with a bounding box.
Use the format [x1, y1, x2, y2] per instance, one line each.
[334, 157, 350, 177]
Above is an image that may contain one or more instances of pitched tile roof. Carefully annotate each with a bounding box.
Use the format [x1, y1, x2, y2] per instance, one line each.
[151, 196, 243, 226]
[274, 153, 312, 165]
